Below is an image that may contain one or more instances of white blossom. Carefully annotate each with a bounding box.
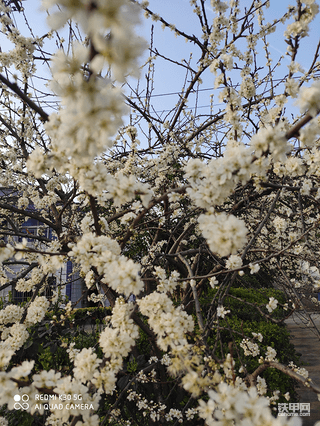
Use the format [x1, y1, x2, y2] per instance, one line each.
[225, 255, 243, 270]
[249, 263, 260, 274]
[240, 338, 260, 357]
[198, 213, 247, 257]
[265, 346, 278, 362]
[297, 80, 320, 117]
[266, 297, 278, 313]
[217, 306, 230, 318]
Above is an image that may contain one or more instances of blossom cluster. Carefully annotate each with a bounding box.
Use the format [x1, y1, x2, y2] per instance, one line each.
[198, 382, 300, 426]
[43, 0, 146, 81]
[240, 338, 260, 357]
[68, 233, 144, 297]
[138, 292, 194, 351]
[198, 212, 247, 257]
[98, 298, 139, 390]
[25, 296, 50, 326]
[154, 266, 181, 293]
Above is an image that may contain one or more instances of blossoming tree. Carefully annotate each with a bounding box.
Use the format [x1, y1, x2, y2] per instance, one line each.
[0, 0, 320, 424]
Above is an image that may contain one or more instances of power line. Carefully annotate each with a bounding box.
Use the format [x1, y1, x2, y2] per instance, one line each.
[154, 102, 223, 114]
[128, 77, 299, 100]
[129, 86, 218, 100]
[130, 86, 217, 99]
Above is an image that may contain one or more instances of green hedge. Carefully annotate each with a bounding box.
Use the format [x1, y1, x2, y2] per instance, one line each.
[1, 286, 301, 424]
[203, 286, 299, 405]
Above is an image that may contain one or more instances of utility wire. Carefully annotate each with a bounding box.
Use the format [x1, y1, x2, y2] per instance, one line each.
[128, 76, 300, 100]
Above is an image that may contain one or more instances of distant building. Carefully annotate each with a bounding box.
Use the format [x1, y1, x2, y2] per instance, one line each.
[0, 188, 86, 307]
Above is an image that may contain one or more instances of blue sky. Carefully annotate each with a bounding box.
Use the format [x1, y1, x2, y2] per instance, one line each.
[140, 1, 319, 131]
[2, 0, 320, 123]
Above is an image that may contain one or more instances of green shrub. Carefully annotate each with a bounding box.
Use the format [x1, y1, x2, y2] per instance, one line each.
[2, 283, 300, 423]
[203, 286, 299, 407]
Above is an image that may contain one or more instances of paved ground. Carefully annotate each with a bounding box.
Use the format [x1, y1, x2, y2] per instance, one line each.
[285, 312, 320, 425]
